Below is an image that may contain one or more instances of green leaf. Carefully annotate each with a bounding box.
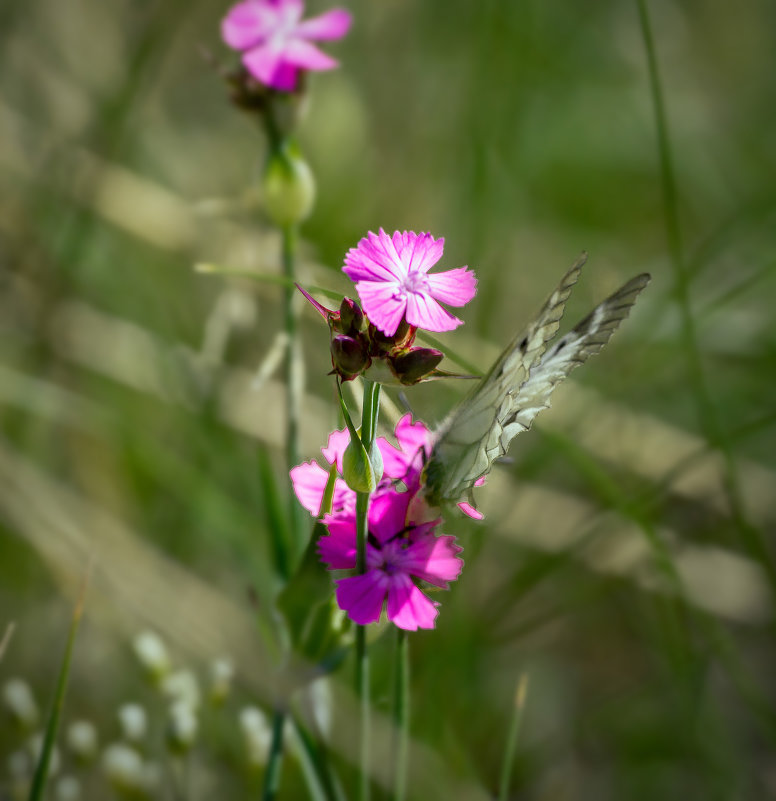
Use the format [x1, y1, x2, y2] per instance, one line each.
[28, 573, 88, 801]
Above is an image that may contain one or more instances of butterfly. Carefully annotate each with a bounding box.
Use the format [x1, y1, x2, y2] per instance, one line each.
[421, 253, 651, 510]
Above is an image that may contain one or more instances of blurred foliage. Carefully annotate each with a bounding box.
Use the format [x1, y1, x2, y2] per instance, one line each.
[1, 0, 775, 798]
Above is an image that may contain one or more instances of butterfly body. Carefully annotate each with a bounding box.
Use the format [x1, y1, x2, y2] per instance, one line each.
[422, 254, 650, 509]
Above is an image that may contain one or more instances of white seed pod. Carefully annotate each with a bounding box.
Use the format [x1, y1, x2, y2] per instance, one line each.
[65, 720, 98, 761]
[117, 703, 147, 743]
[132, 631, 171, 679]
[2, 678, 39, 728]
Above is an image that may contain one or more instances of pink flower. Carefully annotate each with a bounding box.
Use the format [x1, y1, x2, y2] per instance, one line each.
[343, 229, 477, 336]
[222, 0, 352, 92]
[319, 489, 463, 631]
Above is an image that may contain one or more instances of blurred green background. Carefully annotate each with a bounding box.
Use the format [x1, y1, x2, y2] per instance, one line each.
[1, 0, 775, 798]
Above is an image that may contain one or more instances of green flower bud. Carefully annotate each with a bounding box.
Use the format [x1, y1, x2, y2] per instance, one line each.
[342, 437, 383, 493]
[262, 147, 315, 226]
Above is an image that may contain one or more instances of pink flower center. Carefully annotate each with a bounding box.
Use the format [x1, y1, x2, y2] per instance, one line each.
[400, 271, 428, 294]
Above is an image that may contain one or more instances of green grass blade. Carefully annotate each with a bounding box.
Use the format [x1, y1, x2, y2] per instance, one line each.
[0, 621, 16, 663]
[497, 673, 529, 801]
[27, 569, 89, 801]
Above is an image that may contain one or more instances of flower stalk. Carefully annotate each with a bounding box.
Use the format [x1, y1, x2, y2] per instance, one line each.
[392, 629, 409, 801]
[356, 377, 379, 801]
[262, 707, 287, 801]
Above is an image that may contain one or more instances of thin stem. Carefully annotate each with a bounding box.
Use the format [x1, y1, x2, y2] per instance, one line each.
[359, 379, 380, 449]
[392, 629, 410, 801]
[635, 0, 776, 588]
[282, 221, 305, 568]
[261, 708, 287, 801]
[497, 673, 529, 801]
[355, 491, 370, 801]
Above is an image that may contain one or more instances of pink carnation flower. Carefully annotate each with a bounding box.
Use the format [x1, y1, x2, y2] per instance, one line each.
[222, 0, 352, 92]
[343, 229, 477, 336]
[319, 489, 463, 631]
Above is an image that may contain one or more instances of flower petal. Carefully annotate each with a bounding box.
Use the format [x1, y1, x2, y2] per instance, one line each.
[368, 489, 411, 542]
[318, 514, 357, 569]
[295, 8, 352, 40]
[376, 437, 409, 479]
[336, 573, 387, 625]
[457, 501, 484, 520]
[321, 428, 350, 473]
[242, 42, 286, 86]
[221, 0, 279, 50]
[355, 280, 407, 336]
[386, 573, 439, 631]
[400, 532, 464, 587]
[425, 267, 478, 307]
[283, 37, 339, 71]
[393, 231, 444, 276]
[343, 228, 407, 283]
[394, 414, 431, 458]
[404, 290, 462, 332]
[289, 461, 329, 516]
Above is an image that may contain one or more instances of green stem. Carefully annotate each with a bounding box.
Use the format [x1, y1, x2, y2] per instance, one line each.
[282, 221, 305, 568]
[261, 708, 287, 801]
[392, 629, 409, 801]
[497, 674, 529, 801]
[635, 0, 776, 588]
[356, 377, 380, 801]
[355, 491, 370, 801]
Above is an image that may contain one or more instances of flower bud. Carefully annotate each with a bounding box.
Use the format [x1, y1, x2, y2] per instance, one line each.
[132, 631, 171, 681]
[209, 658, 234, 705]
[370, 318, 416, 354]
[101, 743, 145, 793]
[262, 147, 315, 226]
[239, 707, 273, 768]
[54, 776, 81, 801]
[342, 438, 383, 493]
[117, 704, 147, 743]
[338, 297, 364, 335]
[167, 701, 198, 754]
[2, 678, 39, 729]
[390, 347, 444, 385]
[66, 721, 98, 762]
[331, 335, 370, 380]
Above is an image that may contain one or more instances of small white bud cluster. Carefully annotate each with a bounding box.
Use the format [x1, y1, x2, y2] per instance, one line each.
[2, 677, 39, 728]
[209, 658, 234, 704]
[132, 631, 171, 681]
[54, 775, 81, 801]
[117, 703, 147, 743]
[101, 743, 160, 795]
[239, 707, 273, 767]
[162, 669, 200, 753]
[65, 720, 99, 762]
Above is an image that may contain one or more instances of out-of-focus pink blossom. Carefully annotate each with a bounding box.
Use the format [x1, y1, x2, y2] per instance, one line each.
[222, 0, 352, 91]
[343, 229, 477, 336]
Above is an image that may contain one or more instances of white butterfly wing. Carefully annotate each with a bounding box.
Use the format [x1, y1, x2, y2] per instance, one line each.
[422, 257, 650, 508]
